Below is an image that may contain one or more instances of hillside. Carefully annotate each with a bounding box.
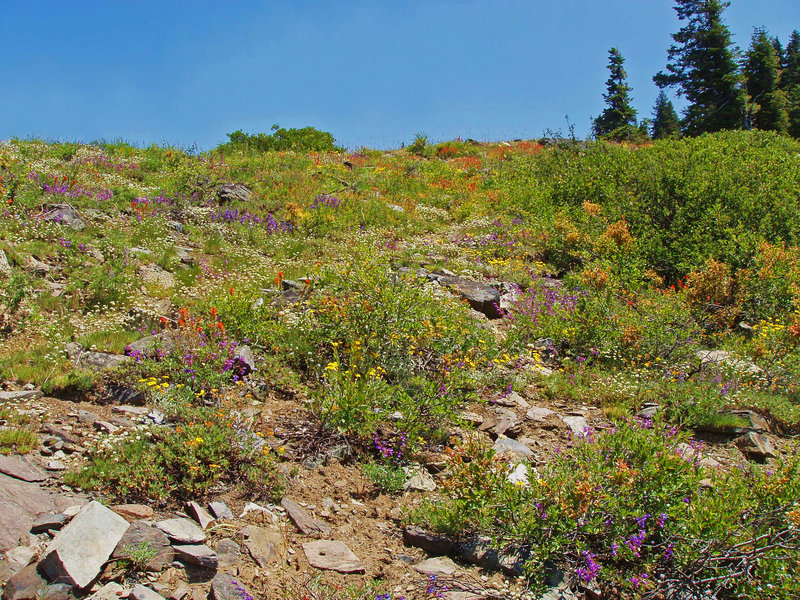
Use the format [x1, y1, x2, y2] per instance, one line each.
[1, 131, 800, 600]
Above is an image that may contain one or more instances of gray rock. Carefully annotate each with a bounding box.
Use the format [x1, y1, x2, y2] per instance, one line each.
[76, 410, 100, 423]
[131, 585, 166, 600]
[208, 502, 234, 520]
[186, 502, 215, 529]
[280, 498, 330, 536]
[493, 436, 534, 459]
[525, 406, 559, 427]
[30, 513, 68, 534]
[402, 526, 455, 556]
[0, 249, 12, 276]
[139, 265, 175, 290]
[155, 518, 206, 544]
[735, 432, 776, 462]
[402, 466, 437, 491]
[172, 544, 218, 569]
[4, 546, 37, 577]
[43, 205, 86, 230]
[435, 275, 502, 319]
[84, 583, 123, 600]
[92, 421, 120, 434]
[113, 521, 173, 572]
[214, 539, 240, 568]
[217, 183, 252, 204]
[46, 460, 66, 471]
[112, 405, 149, 417]
[561, 415, 589, 437]
[77, 351, 131, 371]
[111, 504, 154, 521]
[40, 501, 129, 588]
[413, 556, 458, 576]
[238, 525, 286, 567]
[0, 390, 43, 401]
[233, 345, 256, 374]
[126, 334, 175, 359]
[696, 350, 763, 375]
[1, 563, 49, 600]
[211, 574, 254, 600]
[0, 455, 47, 483]
[302, 540, 365, 574]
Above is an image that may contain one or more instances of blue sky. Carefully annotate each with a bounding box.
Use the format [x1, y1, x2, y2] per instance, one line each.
[2, 1, 799, 150]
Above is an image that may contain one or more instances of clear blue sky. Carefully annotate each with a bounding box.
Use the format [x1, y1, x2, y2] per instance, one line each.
[2, 1, 798, 150]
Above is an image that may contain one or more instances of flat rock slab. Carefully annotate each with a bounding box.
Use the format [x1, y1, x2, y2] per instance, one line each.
[735, 432, 776, 461]
[186, 502, 215, 529]
[402, 526, 456, 556]
[112, 504, 154, 521]
[85, 582, 124, 600]
[211, 574, 255, 600]
[0, 390, 43, 401]
[280, 498, 330, 535]
[493, 436, 534, 459]
[561, 415, 589, 436]
[0, 455, 47, 482]
[215, 539, 240, 568]
[172, 544, 218, 569]
[0, 473, 86, 552]
[155, 518, 206, 544]
[2, 563, 49, 600]
[209, 501, 234, 520]
[40, 500, 129, 588]
[131, 585, 166, 600]
[238, 525, 286, 567]
[5, 545, 37, 576]
[113, 521, 174, 572]
[414, 556, 459, 576]
[31, 513, 68, 534]
[302, 540, 365, 574]
[436, 275, 502, 319]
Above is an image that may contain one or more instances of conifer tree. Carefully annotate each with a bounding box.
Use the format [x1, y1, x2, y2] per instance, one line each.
[593, 47, 638, 140]
[782, 30, 800, 137]
[744, 28, 788, 133]
[654, 0, 746, 135]
[651, 91, 681, 139]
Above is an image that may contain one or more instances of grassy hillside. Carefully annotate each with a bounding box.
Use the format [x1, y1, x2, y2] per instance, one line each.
[1, 131, 800, 598]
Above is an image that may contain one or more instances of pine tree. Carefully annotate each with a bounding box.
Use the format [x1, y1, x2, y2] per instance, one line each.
[654, 0, 746, 135]
[744, 28, 788, 133]
[651, 91, 681, 139]
[782, 30, 800, 137]
[593, 47, 638, 140]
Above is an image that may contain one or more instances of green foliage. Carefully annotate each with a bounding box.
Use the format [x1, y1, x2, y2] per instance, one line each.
[361, 461, 407, 495]
[0, 427, 38, 455]
[117, 541, 158, 573]
[655, 0, 746, 135]
[65, 407, 285, 505]
[651, 91, 681, 139]
[219, 124, 341, 153]
[745, 28, 789, 134]
[593, 48, 638, 140]
[413, 421, 800, 597]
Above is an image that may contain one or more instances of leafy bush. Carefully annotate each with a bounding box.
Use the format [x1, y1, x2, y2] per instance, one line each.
[219, 125, 342, 153]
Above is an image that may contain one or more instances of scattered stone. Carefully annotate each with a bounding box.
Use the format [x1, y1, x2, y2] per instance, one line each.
[112, 405, 149, 417]
[172, 544, 218, 569]
[0, 249, 12, 276]
[112, 504, 154, 521]
[61, 505, 83, 518]
[525, 406, 560, 427]
[561, 415, 589, 436]
[281, 498, 331, 535]
[155, 518, 206, 544]
[507, 463, 530, 486]
[696, 350, 763, 375]
[43, 205, 86, 230]
[217, 183, 252, 204]
[233, 345, 256, 374]
[402, 526, 455, 556]
[493, 436, 534, 460]
[139, 265, 175, 289]
[211, 574, 254, 600]
[402, 466, 437, 492]
[76, 410, 100, 423]
[238, 525, 286, 567]
[302, 540, 365, 574]
[30, 513, 68, 534]
[40, 501, 129, 588]
[239, 502, 278, 522]
[113, 521, 173, 572]
[208, 502, 234, 520]
[414, 556, 458, 576]
[435, 275, 502, 319]
[92, 421, 120, 434]
[214, 539, 240, 568]
[0, 390, 43, 401]
[4, 546, 37, 577]
[168, 585, 191, 600]
[1, 563, 49, 600]
[131, 585, 166, 600]
[45, 460, 67, 471]
[126, 334, 175, 359]
[637, 404, 660, 419]
[735, 432, 776, 462]
[147, 409, 165, 425]
[185, 502, 215, 529]
[441, 593, 485, 600]
[0, 455, 47, 482]
[84, 583, 124, 600]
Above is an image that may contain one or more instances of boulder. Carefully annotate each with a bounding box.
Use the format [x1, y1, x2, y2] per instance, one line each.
[40, 501, 129, 588]
[43, 205, 86, 230]
[493, 436, 534, 460]
[435, 275, 502, 319]
[735, 432, 776, 462]
[402, 526, 455, 556]
[217, 183, 252, 204]
[30, 513, 68, 534]
[402, 466, 437, 492]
